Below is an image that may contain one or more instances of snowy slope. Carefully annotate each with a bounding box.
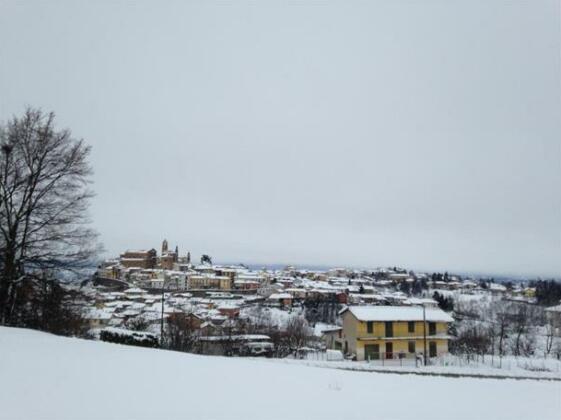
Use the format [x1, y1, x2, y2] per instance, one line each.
[0, 327, 559, 420]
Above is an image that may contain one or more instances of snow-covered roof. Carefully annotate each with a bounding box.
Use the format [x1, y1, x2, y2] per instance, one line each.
[320, 326, 342, 333]
[236, 274, 263, 280]
[268, 293, 292, 300]
[84, 308, 113, 320]
[388, 273, 409, 278]
[124, 287, 146, 294]
[123, 250, 153, 254]
[404, 297, 437, 305]
[121, 309, 142, 316]
[218, 304, 240, 310]
[344, 306, 454, 322]
[199, 334, 271, 342]
[545, 304, 561, 313]
[489, 283, 507, 291]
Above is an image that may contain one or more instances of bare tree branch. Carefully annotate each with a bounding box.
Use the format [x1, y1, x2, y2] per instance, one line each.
[0, 107, 101, 324]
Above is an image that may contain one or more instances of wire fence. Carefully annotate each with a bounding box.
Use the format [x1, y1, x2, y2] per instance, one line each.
[302, 350, 421, 366]
[301, 350, 561, 372]
[432, 353, 561, 372]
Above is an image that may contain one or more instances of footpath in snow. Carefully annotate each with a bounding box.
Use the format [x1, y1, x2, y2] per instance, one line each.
[1, 327, 560, 420]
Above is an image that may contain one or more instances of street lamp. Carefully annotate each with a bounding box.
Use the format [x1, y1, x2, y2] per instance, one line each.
[422, 303, 427, 366]
[1, 142, 13, 156]
[160, 281, 165, 345]
[1, 142, 12, 183]
[412, 300, 428, 366]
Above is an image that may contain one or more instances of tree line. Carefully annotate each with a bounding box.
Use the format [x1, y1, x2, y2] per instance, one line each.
[450, 300, 561, 359]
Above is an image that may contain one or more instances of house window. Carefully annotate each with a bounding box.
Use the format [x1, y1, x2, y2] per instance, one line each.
[429, 322, 436, 336]
[429, 341, 437, 358]
[385, 342, 393, 359]
[408, 321, 415, 333]
[408, 341, 416, 353]
[367, 321, 373, 334]
[385, 321, 393, 337]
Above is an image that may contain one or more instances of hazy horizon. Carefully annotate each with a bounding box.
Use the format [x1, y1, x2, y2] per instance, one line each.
[1, 1, 560, 277]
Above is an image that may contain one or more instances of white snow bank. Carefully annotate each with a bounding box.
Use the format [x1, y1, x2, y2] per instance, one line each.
[0, 327, 559, 420]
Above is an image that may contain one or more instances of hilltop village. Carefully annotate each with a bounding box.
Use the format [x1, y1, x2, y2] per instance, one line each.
[97, 240, 523, 297]
[79, 239, 561, 365]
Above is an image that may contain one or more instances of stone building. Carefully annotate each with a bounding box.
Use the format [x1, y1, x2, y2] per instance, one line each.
[120, 249, 157, 269]
[160, 239, 178, 270]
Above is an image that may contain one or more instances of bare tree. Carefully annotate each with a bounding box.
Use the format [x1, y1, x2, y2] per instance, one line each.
[125, 316, 151, 332]
[553, 339, 561, 360]
[285, 315, 313, 357]
[544, 314, 559, 356]
[493, 305, 511, 356]
[510, 304, 529, 356]
[0, 108, 99, 324]
[487, 323, 497, 358]
[246, 306, 274, 334]
[452, 326, 491, 361]
[164, 313, 200, 352]
[519, 330, 536, 357]
[304, 294, 340, 325]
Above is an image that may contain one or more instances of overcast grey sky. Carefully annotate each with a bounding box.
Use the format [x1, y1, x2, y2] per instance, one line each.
[1, 1, 559, 276]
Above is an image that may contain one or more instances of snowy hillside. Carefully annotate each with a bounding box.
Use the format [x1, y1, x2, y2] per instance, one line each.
[0, 327, 559, 420]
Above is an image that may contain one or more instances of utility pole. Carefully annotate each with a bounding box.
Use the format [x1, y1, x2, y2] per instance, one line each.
[422, 304, 427, 366]
[160, 282, 165, 346]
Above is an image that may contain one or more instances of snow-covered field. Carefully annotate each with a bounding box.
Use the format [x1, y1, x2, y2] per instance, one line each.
[1, 327, 560, 420]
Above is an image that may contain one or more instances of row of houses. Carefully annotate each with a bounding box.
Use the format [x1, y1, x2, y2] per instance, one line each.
[83, 280, 456, 362]
[83, 286, 296, 331]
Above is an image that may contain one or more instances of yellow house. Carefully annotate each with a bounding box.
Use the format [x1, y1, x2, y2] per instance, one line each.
[338, 306, 453, 361]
